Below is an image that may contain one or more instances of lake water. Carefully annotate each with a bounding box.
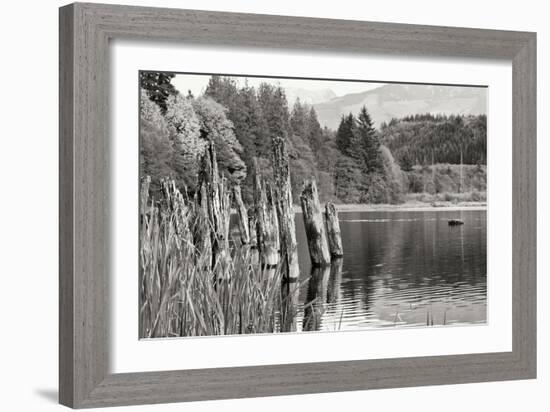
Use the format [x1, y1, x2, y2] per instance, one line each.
[291, 209, 487, 332]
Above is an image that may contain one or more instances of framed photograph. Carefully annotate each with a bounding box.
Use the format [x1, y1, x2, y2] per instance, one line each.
[59, 2, 536, 408]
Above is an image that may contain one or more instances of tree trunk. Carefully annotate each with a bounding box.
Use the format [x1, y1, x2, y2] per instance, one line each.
[300, 179, 331, 267]
[232, 185, 250, 245]
[272, 136, 300, 280]
[324, 202, 344, 258]
[252, 158, 279, 267]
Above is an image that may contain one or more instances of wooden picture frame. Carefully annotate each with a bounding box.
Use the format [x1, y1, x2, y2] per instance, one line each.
[59, 2, 536, 408]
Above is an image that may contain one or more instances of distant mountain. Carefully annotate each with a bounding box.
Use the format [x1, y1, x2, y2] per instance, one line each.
[285, 88, 337, 106]
[313, 84, 487, 130]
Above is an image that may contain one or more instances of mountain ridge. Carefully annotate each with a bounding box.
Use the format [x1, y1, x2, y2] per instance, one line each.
[312, 84, 487, 130]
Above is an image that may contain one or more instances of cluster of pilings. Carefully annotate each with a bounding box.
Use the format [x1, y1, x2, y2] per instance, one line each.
[230, 136, 302, 283]
[145, 135, 343, 285]
[300, 180, 344, 267]
[231, 136, 343, 282]
[140, 138, 343, 337]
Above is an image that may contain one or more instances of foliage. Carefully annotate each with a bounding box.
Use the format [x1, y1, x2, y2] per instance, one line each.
[286, 132, 318, 201]
[139, 118, 175, 197]
[257, 82, 291, 140]
[140, 72, 178, 113]
[333, 107, 393, 203]
[205, 77, 271, 202]
[192, 97, 246, 184]
[381, 113, 487, 166]
[405, 163, 487, 195]
[334, 154, 364, 203]
[335, 113, 355, 156]
[354, 106, 384, 174]
[140, 72, 487, 206]
[164, 94, 201, 142]
[380, 145, 406, 204]
[163, 94, 205, 191]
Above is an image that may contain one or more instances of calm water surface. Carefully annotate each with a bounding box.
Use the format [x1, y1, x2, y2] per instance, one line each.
[291, 209, 487, 332]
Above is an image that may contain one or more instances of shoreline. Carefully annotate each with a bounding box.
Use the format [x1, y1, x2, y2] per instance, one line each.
[292, 202, 487, 213]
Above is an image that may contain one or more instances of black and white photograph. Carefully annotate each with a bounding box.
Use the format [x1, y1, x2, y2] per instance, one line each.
[139, 72, 487, 338]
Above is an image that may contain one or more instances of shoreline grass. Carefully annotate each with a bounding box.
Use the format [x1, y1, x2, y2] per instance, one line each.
[140, 177, 287, 338]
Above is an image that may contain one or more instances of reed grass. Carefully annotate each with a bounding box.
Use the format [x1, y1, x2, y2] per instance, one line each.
[139, 176, 285, 338]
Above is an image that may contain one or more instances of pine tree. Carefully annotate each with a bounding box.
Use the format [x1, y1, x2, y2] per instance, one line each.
[234, 85, 270, 202]
[335, 113, 355, 156]
[139, 72, 178, 113]
[306, 106, 323, 157]
[204, 76, 239, 112]
[354, 106, 383, 174]
[258, 83, 290, 142]
[290, 99, 309, 138]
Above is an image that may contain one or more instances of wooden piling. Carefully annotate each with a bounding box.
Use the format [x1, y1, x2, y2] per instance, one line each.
[253, 159, 279, 267]
[266, 182, 280, 254]
[232, 184, 250, 245]
[198, 141, 231, 272]
[272, 136, 300, 280]
[300, 179, 331, 267]
[325, 202, 344, 258]
[248, 210, 257, 249]
[248, 211, 259, 264]
[194, 183, 212, 267]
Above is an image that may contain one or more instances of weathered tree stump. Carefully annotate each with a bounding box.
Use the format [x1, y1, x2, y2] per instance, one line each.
[247, 211, 259, 264]
[248, 210, 257, 249]
[232, 184, 250, 245]
[265, 182, 280, 253]
[272, 136, 300, 280]
[194, 183, 212, 267]
[325, 202, 344, 258]
[140, 176, 151, 215]
[198, 142, 231, 275]
[300, 179, 331, 267]
[161, 177, 189, 238]
[252, 159, 279, 267]
[140, 176, 151, 243]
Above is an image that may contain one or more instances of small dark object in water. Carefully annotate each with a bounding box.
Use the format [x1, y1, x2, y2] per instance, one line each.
[448, 219, 464, 226]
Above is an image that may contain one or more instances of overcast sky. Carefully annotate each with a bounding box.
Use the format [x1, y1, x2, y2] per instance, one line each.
[169, 73, 486, 129]
[172, 73, 383, 101]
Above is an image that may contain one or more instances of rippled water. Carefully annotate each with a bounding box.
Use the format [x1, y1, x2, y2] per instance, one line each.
[291, 209, 487, 332]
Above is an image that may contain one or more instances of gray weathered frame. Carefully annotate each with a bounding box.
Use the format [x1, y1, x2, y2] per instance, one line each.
[59, 2, 536, 408]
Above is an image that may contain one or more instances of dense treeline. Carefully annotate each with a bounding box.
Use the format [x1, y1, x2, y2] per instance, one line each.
[380, 114, 487, 170]
[203, 76, 337, 203]
[140, 72, 487, 205]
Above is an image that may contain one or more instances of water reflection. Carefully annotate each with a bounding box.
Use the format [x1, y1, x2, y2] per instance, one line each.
[280, 278, 300, 333]
[302, 266, 330, 332]
[290, 210, 487, 331]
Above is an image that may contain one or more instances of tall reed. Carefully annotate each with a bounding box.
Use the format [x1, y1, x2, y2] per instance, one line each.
[139, 176, 285, 338]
